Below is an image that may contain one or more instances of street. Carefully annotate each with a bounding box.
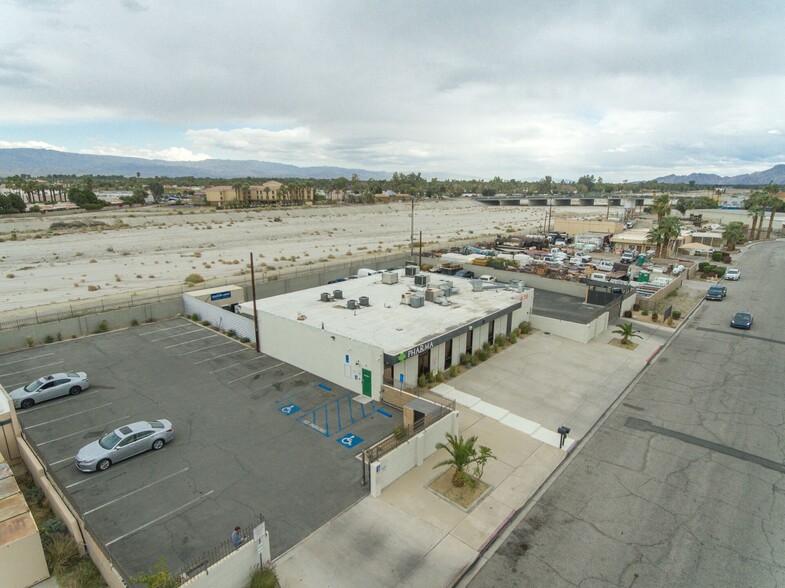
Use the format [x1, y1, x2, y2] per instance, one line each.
[466, 240, 785, 587]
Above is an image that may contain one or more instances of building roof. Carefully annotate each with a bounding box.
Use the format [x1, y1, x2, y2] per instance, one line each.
[241, 271, 527, 355]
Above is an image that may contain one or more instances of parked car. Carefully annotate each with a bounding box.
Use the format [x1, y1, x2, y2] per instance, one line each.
[573, 252, 592, 262]
[478, 275, 496, 282]
[455, 269, 475, 279]
[9, 372, 89, 409]
[76, 419, 174, 472]
[730, 311, 753, 330]
[327, 277, 347, 284]
[725, 268, 741, 281]
[705, 285, 727, 301]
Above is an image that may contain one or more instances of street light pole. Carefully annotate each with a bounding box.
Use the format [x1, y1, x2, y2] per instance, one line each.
[409, 196, 415, 258]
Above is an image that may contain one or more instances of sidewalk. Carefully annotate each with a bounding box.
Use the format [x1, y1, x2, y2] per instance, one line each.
[274, 320, 673, 588]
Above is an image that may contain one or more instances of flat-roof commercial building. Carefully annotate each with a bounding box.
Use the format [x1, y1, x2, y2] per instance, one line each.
[239, 270, 533, 400]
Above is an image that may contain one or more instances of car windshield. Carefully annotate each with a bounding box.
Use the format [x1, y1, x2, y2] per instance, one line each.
[99, 431, 122, 449]
[24, 378, 44, 392]
[735, 313, 751, 321]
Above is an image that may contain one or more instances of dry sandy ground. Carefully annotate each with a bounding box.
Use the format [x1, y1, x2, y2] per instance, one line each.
[0, 200, 614, 314]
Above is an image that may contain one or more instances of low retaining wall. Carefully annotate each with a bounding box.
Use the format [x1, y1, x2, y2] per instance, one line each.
[0, 298, 184, 353]
[181, 530, 270, 588]
[530, 312, 609, 344]
[369, 411, 458, 497]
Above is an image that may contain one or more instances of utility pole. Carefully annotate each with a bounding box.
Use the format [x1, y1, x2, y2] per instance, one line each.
[409, 196, 415, 258]
[249, 253, 261, 353]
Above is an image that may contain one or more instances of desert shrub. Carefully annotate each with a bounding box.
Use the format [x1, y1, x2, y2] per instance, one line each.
[227, 329, 237, 338]
[633, 303, 640, 311]
[713, 266, 726, 277]
[449, 365, 459, 378]
[666, 288, 679, 298]
[59, 557, 105, 588]
[494, 334, 507, 347]
[418, 374, 427, 388]
[433, 371, 444, 383]
[26, 336, 34, 347]
[24, 485, 44, 505]
[6, 273, 14, 278]
[641, 309, 649, 316]
[41, 517, 68, 537]
[184, 273, 205, 285]
[460, 353, 472, 366]
[201, 320, 211, 326]
[672, 310, 682, 320]
[44, 533, 80, 576]
[190, 313, 201, 321]
[711, 251, 724, 262]
[95, 320, 109, 333]
[130, 319, 139, 326]
[87, 285, 100, 292]
[508, 332, 517, 344]
[44, 335, 55, 344]
[240, 337, 251, 343]
[518, 321, 532, 334]
[651, 312, 659, 322]
[623, 310, 633, 318]
[247, 564, 279, 588]
[476, 349, 488, 361]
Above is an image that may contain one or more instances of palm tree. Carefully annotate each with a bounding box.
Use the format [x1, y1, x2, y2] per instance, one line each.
[722, 222, 746, 251]
[613, 322, 642, 346]
[646, 215, 681, 258]
[434, 432, 496, 489]
[651, 193, 672, 222]
[745, 191, 766, 240]
[761, 189, 783, 239]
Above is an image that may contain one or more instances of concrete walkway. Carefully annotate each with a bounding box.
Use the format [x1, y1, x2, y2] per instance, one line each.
[274, 319, 674, 588]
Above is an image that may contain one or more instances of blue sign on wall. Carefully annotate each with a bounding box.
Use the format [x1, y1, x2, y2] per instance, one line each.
[336, 433, 363, 448]
[210, 291, 231, 301]
[279, 404, 301, 416]
[399, 373, 404, 383]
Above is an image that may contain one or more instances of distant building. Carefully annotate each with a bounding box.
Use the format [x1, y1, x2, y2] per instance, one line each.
[203, 181, 314, 206]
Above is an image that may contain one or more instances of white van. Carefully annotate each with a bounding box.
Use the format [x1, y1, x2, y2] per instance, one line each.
[592, 260, 615, 272]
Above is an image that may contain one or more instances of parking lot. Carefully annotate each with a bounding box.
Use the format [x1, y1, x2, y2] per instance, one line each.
[0, 318, 399, 578]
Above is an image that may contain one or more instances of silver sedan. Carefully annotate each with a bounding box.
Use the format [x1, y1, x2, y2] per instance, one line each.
[9, 372, 89, 409]
[75, 419, 174, 472]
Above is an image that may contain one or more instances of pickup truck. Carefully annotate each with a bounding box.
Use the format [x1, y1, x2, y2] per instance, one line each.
[591, 260, 615, 272]
[705, 285, 727, 300]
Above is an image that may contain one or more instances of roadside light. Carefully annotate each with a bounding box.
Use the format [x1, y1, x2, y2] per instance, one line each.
[557, 426, 571, 449]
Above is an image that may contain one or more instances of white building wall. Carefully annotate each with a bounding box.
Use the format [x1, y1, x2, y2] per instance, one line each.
[259, 313, 383, 398]
[183, 296, 256, 342]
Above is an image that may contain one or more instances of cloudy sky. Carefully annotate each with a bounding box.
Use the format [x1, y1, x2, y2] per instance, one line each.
[1, 0, 784, 181]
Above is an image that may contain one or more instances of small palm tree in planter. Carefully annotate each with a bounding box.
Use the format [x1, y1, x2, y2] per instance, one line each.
[613, 322, 642, 346]
[434, 432, 496, 489]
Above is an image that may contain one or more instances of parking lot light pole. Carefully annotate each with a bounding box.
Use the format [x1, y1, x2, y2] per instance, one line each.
[250, 253, 261, 353]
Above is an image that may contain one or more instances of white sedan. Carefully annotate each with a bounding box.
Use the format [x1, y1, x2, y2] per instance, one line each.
[725, 268, 741, 280]
[9, 372, 89, 409]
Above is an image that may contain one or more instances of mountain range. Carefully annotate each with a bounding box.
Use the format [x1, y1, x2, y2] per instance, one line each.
[0, 148, 393, 180]
[654, 165, 785, 186]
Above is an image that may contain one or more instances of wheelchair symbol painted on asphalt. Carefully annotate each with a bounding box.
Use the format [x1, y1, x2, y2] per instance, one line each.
[279, 404, 301, 416]
[337, 433, 363, 448]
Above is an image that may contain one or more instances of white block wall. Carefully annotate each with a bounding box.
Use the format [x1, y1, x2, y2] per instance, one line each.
[183, 296, 256, 343]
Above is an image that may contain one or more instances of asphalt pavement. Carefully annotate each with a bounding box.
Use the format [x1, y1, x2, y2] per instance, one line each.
[464, 240, 785, 587]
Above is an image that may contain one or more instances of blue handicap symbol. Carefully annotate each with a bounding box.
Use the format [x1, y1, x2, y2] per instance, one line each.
[279, 404, 301, 416]
[337, 433, 363, 448]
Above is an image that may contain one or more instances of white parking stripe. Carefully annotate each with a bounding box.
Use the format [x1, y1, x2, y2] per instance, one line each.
[138, 324, 189, 336]
[150, 328, 203, 342]
[37, 416, 131, 446]
[0, 360, 64, 378]
[105, 491, 214, 546]
[163, 334, 219, 349]
[195, 349, 251, 365]
[247, 370, 306, 393]
[26, 403, 114, 429]
[178, 341, 234, 356]
[208, 355, 266, 373]
[50, 455, 76, 466]
[82, 468, 189, 516]
[0, 353, 55, 368]
[65, 477, 93, 489]
[226, 363, 284, 384]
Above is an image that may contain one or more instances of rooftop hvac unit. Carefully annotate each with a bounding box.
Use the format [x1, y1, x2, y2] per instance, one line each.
[333, 289, 343, 299]
[472, 280, 484, 292]
[414, 274, 430, 287]
[405, 265, 418, 277]
[347, 299, 358, 310]
[320, 292, 332, 302]
[409, 295, 424, 308]
[359, 296, 370, 306]
[425, 288, 435, 302]
[382, 271, 399, 285]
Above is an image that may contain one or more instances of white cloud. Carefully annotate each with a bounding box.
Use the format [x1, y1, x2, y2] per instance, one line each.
[78, 146, 211, 161]
[0, 1, 784, 180]
[768, 129, 782, 135]
[0, 140, 65, 150]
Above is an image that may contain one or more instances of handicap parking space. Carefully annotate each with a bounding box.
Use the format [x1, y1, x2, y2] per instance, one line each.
[0, 318, 400, 579]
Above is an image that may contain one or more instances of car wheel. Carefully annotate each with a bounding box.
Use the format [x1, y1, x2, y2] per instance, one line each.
[97, 459, 111, 472]
[20, 399, 34, 409]
[152, 439, 165, 450]
[69, 386, 82, 396]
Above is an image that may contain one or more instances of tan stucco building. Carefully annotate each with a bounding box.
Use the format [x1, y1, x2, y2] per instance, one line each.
[203, 181, 314, 206]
